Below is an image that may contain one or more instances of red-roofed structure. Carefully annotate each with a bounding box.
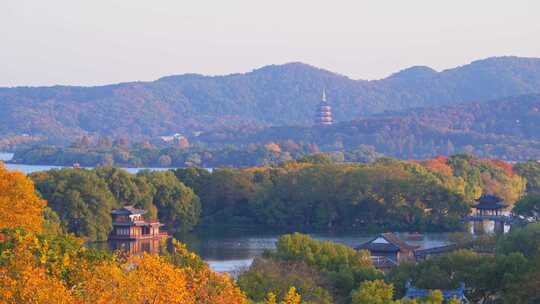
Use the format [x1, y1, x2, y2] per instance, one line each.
[109, 205, 168, 240]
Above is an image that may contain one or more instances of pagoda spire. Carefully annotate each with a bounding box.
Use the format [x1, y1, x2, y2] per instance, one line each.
[315, 88, 333, 126]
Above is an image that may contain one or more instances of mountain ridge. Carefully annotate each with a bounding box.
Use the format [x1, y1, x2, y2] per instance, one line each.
[1, 56, 540, 144]
[6, 56, 536, 89]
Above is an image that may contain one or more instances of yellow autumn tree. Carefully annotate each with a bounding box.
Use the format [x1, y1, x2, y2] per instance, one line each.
[74, 260, 127, 304]
[0, 232, 75, 304]
[78, 253, 195, 304]
[0, 163, 46, 232]
[281, 287, 302, 304]
[169, 240, 248, 304]
[77, 241, 248, 304]
[265, 292, 278, 304]
[125, 254, 194, 304]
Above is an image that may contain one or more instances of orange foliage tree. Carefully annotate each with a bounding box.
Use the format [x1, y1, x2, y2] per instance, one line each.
[168, 240, 247, 304]
[78, 254, 195, 304]
[0, 230, 248, 304]
[0, 163, 45, 232]
[420, 156, 453, 177]
[0, 231, 75, 304]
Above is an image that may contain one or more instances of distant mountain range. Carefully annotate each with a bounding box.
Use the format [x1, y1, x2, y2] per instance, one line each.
[1, 56, 540, 145]
[197, 94, 540, 160]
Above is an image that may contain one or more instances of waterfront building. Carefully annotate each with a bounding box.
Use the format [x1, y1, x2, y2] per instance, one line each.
[472, 194, 508, 216]
[356, 233, 419, 269]
[315, 89, 333, 126]
[465, 194, 510, 235]
[109, 205, 167, 240]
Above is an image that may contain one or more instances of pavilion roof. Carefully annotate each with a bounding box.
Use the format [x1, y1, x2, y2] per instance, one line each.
[473, 194, 508, 210]
[356, 233, 419, 252]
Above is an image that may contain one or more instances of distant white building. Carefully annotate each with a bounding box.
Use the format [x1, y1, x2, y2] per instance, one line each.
[159, 133, 184, 142]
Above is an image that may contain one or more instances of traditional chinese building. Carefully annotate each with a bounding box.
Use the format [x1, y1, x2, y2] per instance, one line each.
[472, 194, 508, 216]
[356, 233, 419, 269]
[403, 280, 470, 303]
[109, 205, 167, 240]
[465, 194, 510, 234]
[315, 89, 333, 126]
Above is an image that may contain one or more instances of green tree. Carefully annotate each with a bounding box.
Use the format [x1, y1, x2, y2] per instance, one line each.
[271, 233, 382, 300]
[513, 194, 540, 221]
[350, 280, 397, 304]
[297, 153, 333, 165]
[497, 222, 540, 259]
[514, 160, 540, 193]
[137, 170, 201, 232]
[95, 166, 158, 219]
[388, 249, 529, 303]
[238, 257, 333, 304]
[31, 169, 118, 241]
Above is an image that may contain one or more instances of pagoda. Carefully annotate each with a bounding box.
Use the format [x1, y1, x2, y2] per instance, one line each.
[465, 194, 510, 235]
[315, 89, 333, 126]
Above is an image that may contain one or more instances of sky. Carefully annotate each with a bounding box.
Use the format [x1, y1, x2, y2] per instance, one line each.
[2, 0, 540, 87]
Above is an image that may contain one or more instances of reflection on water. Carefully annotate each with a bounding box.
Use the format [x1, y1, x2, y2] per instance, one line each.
[91, 231, 449, 273]
[110, 239, 162, 255]
[91, 230, 451, 273]
[175, 230, 451, 273]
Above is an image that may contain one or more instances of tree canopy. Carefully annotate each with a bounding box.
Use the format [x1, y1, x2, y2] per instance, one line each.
[0, 162, 45, 233]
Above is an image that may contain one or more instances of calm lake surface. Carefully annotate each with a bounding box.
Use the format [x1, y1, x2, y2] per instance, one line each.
[176, 231, 451, 273]
[1, 152, 174, 174]
[2, 152, 452, 273]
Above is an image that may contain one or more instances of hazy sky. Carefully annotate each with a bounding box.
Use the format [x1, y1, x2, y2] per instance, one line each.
[2, 0, 540, 87]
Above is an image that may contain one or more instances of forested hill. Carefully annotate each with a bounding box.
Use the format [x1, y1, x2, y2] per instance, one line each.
[2, 56, 540, 143]
[197, 94, 540, 160]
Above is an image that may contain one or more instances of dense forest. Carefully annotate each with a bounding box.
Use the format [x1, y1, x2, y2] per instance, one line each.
[175, 155, 525, 232]
[10, 94, 540, 165]
[2, 56, 540, 146]
[9, 137, 381, 167]
[1, 157, 540, 303]
[195, 94, 540, 161]
[17, 154, 529, 241]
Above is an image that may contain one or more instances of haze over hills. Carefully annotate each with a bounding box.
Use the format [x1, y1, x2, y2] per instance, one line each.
[1, 56, 540, 144]
[194, 94, 540, 160]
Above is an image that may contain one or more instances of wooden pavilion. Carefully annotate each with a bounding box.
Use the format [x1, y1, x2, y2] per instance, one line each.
[109, 205, 167, 240]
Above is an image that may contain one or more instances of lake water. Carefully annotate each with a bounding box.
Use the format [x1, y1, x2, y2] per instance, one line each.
[98, 231, 452, 273]
[0, 152, 175, 174]
[174, 231, 451, 273]
[0, 152, 13, 161]
[2, 151, 452, 273]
